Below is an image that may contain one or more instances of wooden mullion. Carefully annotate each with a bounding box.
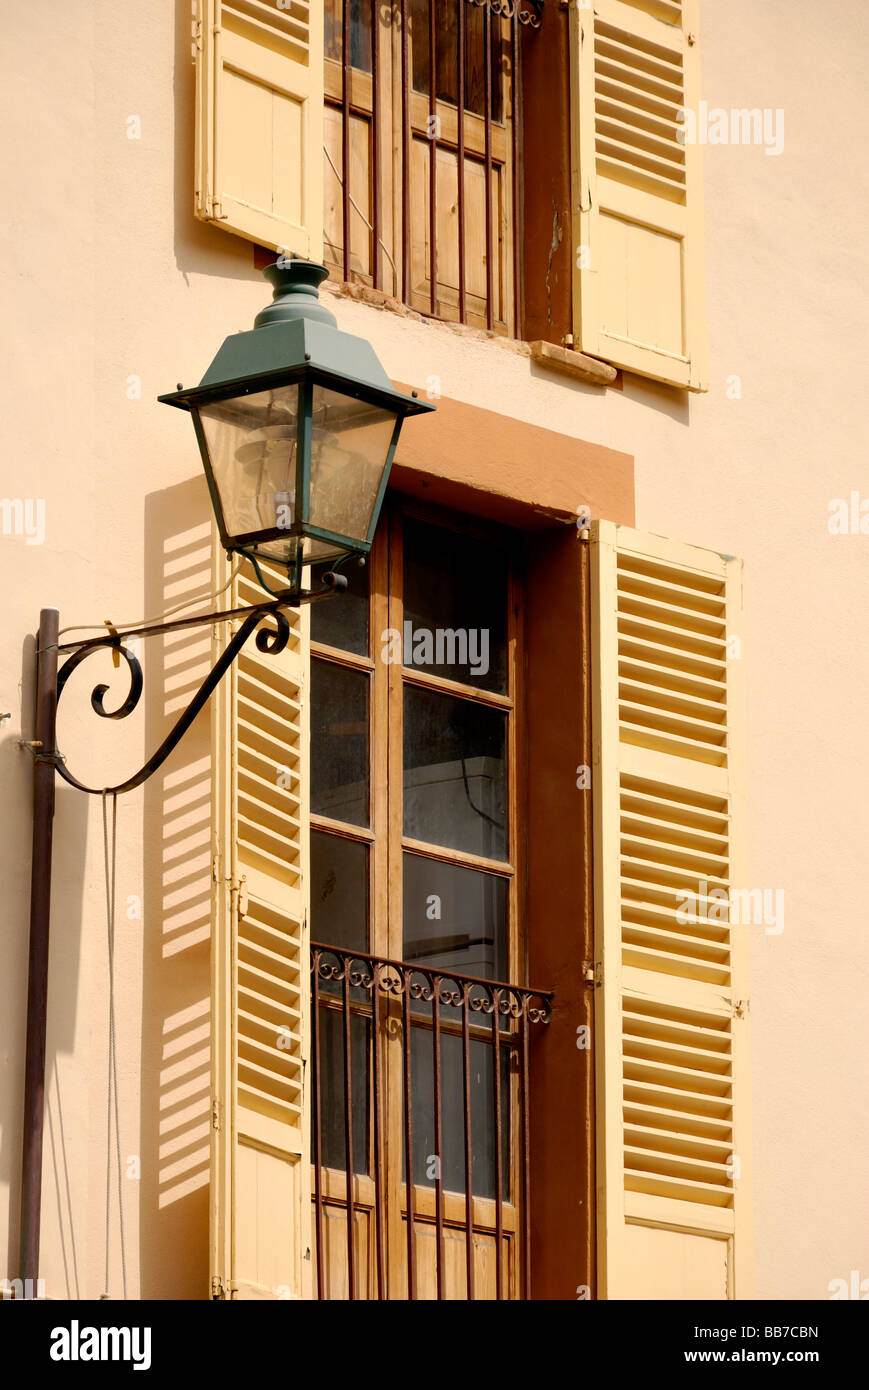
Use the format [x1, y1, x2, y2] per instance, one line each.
[400, 664, 513, 710]
[311, 813, 376, 844]
[311, 641, 376, 673]
[325, 61, 374, 112]
[507, 546, 524, 1299]
[402, 835, 514, 879]
[383, 501, 407, 1295]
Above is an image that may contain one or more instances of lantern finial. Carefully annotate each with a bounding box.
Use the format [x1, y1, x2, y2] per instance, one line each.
[254, 259, 338, 331]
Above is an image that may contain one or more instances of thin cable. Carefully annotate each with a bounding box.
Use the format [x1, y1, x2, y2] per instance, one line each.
[323, 143, 399, 294]
[59, 559, 241, 641]
[101, 792, 128, 1299]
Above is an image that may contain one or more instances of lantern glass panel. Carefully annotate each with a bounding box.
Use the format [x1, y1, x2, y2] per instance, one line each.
[308, 386, 397, 545]
[198, 385, 300, 551]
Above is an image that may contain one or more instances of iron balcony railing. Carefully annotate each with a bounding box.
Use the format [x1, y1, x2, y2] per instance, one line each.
[311, 943, 552, 1300]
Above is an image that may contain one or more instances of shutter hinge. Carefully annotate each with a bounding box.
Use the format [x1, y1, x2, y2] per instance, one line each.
[211, 1275, 238, 1299]
[230, 876, 248, 919]
[583, 961, 601, 987]
[211, 1098, 222, 1131]
[192, 16, 202, 55]
[210, 198, 228, 221]
[212, 852, 221, 884]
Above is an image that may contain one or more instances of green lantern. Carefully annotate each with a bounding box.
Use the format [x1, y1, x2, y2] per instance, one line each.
[159, 259, 433, 593]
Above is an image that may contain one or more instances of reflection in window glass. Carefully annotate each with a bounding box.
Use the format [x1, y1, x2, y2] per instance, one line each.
[402, 852, 507, 981]
[403, 685, 507, 860]
[315, 1008, 371, 1175]
[325, 0, 373, 72]
[311, 659, 370, 827]
[310, 555, 370, 656]
[402, 516, 508, 693]
[410, 0, 503, 122]
[311, 830, 369, 953]
[408, 1031, 510, 1199]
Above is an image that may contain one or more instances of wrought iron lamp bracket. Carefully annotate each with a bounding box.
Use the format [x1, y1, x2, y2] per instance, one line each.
[46, 574, 345, 798]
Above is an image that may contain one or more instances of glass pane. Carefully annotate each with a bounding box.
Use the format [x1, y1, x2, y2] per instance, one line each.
[198, 385, 300, 541]
[325, 0, 373, 73]
[403, 685, 507, 860]
[310, 555, 370, 656]
[311, 659, 370, 826]
[410, 0, 503, 122]
[402, 516, 508, 693]
[310, 829, 371, 1175]
[403, 852, 508, 980]
[408, 1030, 510, 1199]
[310, 830, 369, 951]
[315, 1006, 371, 1175]
[308, 387, 396, 546]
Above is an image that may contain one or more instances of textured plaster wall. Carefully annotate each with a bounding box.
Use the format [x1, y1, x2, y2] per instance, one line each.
[0, 0, 865, 1299]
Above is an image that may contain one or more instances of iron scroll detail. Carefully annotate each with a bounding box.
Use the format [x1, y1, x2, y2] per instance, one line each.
[466, 0, 545, 29]
[52, 606, 291, 796]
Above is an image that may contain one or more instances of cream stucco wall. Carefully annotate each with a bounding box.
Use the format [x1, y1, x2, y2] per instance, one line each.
[0, 0, 866, 1300]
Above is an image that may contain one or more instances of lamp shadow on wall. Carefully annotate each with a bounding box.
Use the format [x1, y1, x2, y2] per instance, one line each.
[139, 476, 215, 1299]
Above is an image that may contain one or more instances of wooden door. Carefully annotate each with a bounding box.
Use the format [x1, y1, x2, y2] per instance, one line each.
[310, 499, 525, 1299]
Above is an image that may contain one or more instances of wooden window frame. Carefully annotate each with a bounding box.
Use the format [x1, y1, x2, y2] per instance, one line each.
[311, 491, 531, 1297]
[323, 1, 519, 335]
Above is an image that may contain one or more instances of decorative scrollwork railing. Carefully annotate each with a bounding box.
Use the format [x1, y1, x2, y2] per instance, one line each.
[310, 942, 552, 1301]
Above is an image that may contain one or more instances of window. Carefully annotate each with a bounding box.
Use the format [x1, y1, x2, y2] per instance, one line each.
[308, 499, 549, 1299]
[193, 0, 705, 383]
[208, 507, 748, 1301]
[323, 0, 522, 333]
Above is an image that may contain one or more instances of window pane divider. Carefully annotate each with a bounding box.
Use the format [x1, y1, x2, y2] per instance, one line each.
[402, 835, 514, 878]
[312, 641, 375, 672]
[312, 812, 376, 842]
[400, 665, 513, 710]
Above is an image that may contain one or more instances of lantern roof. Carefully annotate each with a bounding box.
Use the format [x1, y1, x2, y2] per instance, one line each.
[158, 260, 434, 419]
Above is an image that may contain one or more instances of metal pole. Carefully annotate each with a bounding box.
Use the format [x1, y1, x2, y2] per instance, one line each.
[18, 607, 59, 1284]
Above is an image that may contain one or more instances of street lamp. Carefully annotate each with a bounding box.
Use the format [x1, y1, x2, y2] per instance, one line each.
[159, 258, 431, 593]
[17, 261, 433, 1286]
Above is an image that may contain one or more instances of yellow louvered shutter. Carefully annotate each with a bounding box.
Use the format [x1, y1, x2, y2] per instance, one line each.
[569, 0, 707, 389]
[195, 0, 324, 257]
[590, 521, 751, 1299]
[211, 549, 311, 1299]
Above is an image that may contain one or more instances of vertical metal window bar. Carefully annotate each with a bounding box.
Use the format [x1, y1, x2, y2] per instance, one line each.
[401, 0, 411, 306]
[311, 945, 551, 1300]
[457, 0, 467, 324]
[311, 956, 325, 1299]
[483, 0, 494, 330]
[428, 0, 438, 315]
[336, 2, 380, 288]
[341, 0, 351, 283]
[370, 0, 381, 290]
[510, 4, 521, 337]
